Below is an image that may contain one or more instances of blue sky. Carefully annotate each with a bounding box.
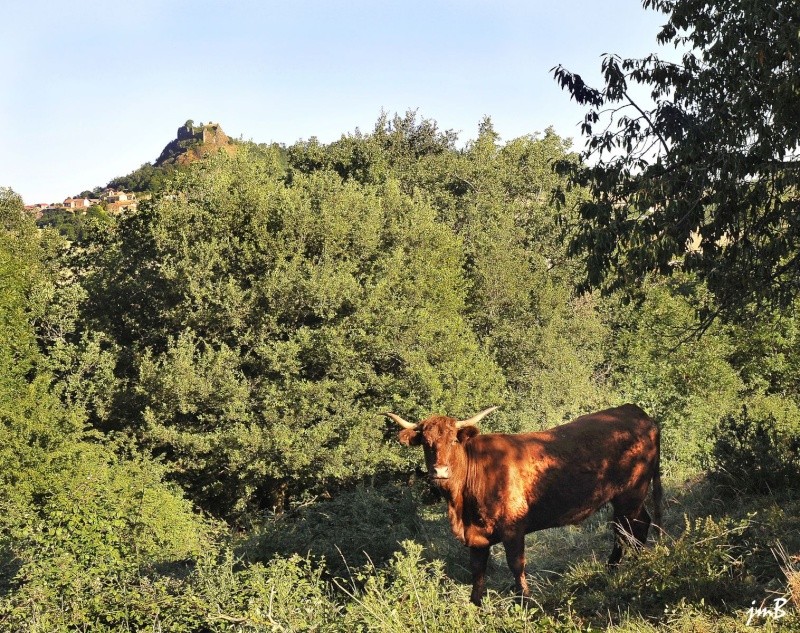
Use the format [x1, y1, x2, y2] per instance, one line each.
[3, 1, 671, 203]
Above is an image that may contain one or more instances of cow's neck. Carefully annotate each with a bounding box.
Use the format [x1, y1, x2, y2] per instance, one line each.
[438, 446, 470, 543]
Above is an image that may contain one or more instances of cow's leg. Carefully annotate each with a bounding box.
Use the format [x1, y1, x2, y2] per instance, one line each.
[469, 545, 490, 606]
[608, 510, 626, 567]
[609, 499, 651, 567]
[502, 533, 529, 599]
[631, 505, 652, 547]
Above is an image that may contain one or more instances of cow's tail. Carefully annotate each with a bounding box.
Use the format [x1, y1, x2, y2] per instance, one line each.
[652, 424, 663, 538]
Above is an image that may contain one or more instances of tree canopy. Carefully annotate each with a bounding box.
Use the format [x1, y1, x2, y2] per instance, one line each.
[553, 0, 800, 322]
[72, 118, 608, 517]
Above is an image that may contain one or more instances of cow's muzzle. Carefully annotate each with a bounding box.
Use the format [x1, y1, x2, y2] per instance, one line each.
[431, 465, 450, 480]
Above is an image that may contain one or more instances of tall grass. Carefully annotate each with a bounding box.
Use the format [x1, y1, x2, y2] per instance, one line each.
[3, 477, 798, 631]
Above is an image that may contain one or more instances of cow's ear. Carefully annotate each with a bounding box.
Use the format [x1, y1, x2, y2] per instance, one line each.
[457, 426, 480, 443]
[398, 428, 422, 446]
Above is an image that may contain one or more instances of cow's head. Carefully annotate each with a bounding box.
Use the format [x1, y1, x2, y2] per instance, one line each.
[385, 407, 498, 484]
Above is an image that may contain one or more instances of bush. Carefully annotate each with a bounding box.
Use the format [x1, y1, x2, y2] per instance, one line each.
[0, 445, 214, 632]
[0, 542, 337, 632]
[711, 405, 800, 494]
[193, 550, 342, 632]
[340, 541, 579, 633]
[541, 515, 760, 626]
[86, 152, 505, 517]
[604, 276, 742, 473]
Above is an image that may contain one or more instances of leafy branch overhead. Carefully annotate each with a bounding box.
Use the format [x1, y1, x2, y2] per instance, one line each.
[553, 0, 800, 320]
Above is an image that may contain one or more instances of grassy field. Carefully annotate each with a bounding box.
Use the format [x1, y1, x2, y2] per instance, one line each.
[4, 413, 797, 631]
[235, 470, 799, 632]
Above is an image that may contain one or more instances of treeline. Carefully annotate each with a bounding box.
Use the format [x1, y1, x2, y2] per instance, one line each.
[1, 112, 798, 630]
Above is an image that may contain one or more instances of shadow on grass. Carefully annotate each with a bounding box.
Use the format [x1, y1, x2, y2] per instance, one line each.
[234, 482, 425, 578]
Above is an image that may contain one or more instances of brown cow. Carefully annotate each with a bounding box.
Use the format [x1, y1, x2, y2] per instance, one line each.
[385, 404, 662, 605]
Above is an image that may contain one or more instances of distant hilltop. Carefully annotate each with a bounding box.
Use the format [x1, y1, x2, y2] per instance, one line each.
[25, 119, 240, 206]
[154, 120, 236, 167]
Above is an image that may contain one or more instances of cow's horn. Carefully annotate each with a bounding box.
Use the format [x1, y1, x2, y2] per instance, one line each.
[456, 406, 499, 428]
[384, 412, 418, 430]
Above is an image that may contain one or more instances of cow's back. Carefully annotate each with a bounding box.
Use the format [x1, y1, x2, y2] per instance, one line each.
[462, 405, 659, 536]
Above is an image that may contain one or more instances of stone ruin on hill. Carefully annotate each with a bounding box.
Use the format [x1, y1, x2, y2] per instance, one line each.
[155, 120, 232, 167]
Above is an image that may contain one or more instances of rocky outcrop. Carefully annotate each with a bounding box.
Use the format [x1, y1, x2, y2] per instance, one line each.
[155, 121, 234, 167]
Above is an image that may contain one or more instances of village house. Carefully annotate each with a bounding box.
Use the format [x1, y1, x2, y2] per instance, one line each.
[63, 197, 94, 210]
[104, 189, 131, 203]
[103, 189, 138, 213]
[24, 203, 52, 218]
[26, 189, 139, 219]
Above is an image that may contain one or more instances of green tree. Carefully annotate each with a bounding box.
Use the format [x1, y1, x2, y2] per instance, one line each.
[553, 0, 800, 321]
[722, 300, 800, 398]
[107, 161, 178, 193]
[0, 189, 210, 626]
[0, 188, 74, 501]
[605, 275, 741, 468]
[84, 149, 505, 516]
[36, 205, 113, 243]
[290, 116, 609, 428]
[453, 122, 609, 427]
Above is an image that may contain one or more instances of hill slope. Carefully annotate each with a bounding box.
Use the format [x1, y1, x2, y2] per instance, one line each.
[107, 120, 239, 193]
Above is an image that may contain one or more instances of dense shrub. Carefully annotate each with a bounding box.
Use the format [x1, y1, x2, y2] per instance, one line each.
[339, 541, 578, 633]
[605, 276, 742, 471]
[542, 515, 760, 626]
[0, 444, 214, 631]
[0, 190, 216, 631]
[36, 206, 113, 243]
[711, 405, 800, 494]
[84, 151, 506, 517]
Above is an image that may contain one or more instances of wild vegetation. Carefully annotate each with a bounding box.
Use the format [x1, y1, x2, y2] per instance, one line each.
[2, 1, 800, 630]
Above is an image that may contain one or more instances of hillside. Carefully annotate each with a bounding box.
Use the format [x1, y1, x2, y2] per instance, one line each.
[105, 120, 239, 194]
